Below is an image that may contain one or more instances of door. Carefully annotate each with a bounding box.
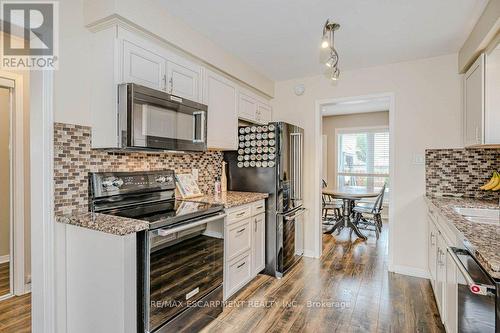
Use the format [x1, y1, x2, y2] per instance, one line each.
[428, 216, 438, 286]
[252, 213, 265, 275]
[435, 233, 446, 317]
[463, 54, 485, 146]
[238, 92, 257, 121]
[0, 81, 13, 298]
[445, 250, 458, 333]
[167, 60, 201, 102]
[256, 103, 272, 124]
[122, 40, 167, 90]
[204, 70, 238, 150]
[277, 208, 305, 275]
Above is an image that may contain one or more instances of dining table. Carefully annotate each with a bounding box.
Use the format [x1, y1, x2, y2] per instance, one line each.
[322, 187, 379, 240]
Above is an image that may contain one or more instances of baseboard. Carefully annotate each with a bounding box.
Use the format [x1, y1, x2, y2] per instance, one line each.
[0, 255, 9, 264]
[303, 249, 319, 258]
[390, 265, 430, 279]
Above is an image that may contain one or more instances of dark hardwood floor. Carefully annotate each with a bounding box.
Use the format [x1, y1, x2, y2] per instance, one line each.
[0, 262, 9, 296]
[203, 224, 445, 333]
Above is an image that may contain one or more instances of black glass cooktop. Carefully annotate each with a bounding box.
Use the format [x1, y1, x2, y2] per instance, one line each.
[105, 199, 224, 230]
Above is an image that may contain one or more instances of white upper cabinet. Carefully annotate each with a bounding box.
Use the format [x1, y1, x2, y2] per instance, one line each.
[238, 90, 272, 125]
[463, 54, 485, 146]
[122, 40, 167, 91]
[204, 69, 238, 150]
[238, 92, 258, 121]
[167, 60, 202, 102]
[256, 103, 272, 124]
[485, 46, 500, 144]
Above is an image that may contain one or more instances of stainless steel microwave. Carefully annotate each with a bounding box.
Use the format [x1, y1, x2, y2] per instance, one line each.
[118, 83, 207, 152]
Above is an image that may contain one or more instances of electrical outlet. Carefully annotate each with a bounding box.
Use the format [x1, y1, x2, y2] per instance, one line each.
[192, 168, 199, 182]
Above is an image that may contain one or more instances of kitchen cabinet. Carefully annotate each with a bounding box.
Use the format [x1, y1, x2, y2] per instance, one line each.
[444, 250, 458, 333]
[204, 69, 238, 150]
[463, 48, 500, 146]
[224, 199, 266, 300]
[238, 90, 273, 125]
[89, 23, 272, 149]
[166, 60, 202, 102]
[426, 201, 461, 331]
[428, 216, 438, 288]
[122, 40, 167, 91]
[252, 213, 265, 275]
[463, 54, 485, 146]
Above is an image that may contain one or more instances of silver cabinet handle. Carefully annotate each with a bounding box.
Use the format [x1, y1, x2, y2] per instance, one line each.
[256, 205, 264, 210]
[448, 247, 495, 296]
[236, 211, 246, 217]
[236, 228, 246, 234]
[430, 232, 436, 246]
[236, 262, 245, 269]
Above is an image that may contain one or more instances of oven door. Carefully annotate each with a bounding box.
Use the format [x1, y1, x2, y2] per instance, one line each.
[143, 213, 225, 332]
[120, 83, 207, 151]
[448, 247, 496, 333]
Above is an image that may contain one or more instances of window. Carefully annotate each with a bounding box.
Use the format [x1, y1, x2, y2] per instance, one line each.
[337, 127, 389, 195]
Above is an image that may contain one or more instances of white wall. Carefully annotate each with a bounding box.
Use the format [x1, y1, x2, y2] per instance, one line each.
[272, 54, 462, 275]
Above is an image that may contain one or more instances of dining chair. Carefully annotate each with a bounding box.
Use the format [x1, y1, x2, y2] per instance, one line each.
[321, 180, 342, 226]
[352, 184, 386, 239]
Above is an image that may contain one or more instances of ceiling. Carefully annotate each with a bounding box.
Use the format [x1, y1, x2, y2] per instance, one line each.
[156, 0, 488, 81]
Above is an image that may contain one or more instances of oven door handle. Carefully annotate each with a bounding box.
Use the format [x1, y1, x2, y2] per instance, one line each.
[448, 247, 496, 296]
[155, 213, 226, 236]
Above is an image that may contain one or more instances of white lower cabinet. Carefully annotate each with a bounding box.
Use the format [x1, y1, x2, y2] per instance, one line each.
[252, 213, 266, 275]
[224, 200, 266, 300]
[427, 202, 459, 333]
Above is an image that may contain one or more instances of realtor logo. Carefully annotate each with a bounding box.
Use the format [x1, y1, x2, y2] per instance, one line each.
[1, 1, 59, 70]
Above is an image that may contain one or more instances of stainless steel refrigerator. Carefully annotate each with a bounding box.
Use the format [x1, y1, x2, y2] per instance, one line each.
[224, 122, 304, 278]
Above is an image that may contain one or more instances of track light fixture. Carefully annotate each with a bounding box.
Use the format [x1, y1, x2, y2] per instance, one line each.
[321, 20, 341, 80]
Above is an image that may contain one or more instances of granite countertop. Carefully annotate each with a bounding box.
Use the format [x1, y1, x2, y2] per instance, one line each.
[185, 191, 269, 208]
[56, 212, 149, 236]
[425, 196, 499, 279]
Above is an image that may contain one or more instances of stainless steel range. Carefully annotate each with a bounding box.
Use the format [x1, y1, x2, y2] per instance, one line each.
[89, 170, 225, 333]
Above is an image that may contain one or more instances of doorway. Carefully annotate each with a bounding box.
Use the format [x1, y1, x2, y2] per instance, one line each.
[315, 93, 395, 267]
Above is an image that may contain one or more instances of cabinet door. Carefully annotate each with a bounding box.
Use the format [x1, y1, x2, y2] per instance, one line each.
[464, 54, 485, 146]
[252, 213, 266, 275]
[485, 47, 500, 144]
[238, 92, 257, 121]
[445, 250, 458, 333]
[204, 70, 238, 150]
[166, 60, 201, 102]
[428, 217, 438, 285]
[256, 103, 272, 124]
[435, 234, 446, 319]
[122, 40, 166, 90]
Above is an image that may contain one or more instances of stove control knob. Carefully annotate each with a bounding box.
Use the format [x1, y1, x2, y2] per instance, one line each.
[166, 176, 174, 183]
[112, 179, 124, 187]
[156, 176, 167, 183]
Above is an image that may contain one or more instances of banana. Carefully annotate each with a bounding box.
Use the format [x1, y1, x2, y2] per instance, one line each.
[480, 172, 499, 190]
[491, 178, 500, 191]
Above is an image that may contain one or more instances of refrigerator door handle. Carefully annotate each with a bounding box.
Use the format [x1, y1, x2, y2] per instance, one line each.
[291, 132, 302, 201]
[284, 208, 306, 221]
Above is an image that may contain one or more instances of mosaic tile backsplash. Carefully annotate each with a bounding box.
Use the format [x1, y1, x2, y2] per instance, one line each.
[426, 148, 500, 201]
[54, 123, 223, 216]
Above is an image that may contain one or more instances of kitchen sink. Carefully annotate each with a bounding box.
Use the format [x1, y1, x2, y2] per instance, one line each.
[453, 207, 499, 225]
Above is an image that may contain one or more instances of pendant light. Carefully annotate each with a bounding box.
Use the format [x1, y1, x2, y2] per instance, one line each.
[321, 20, 341, 80]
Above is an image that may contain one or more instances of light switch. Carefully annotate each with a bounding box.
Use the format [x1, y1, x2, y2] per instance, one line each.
[413, 153, 425, 165]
